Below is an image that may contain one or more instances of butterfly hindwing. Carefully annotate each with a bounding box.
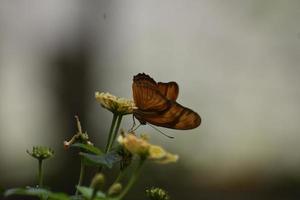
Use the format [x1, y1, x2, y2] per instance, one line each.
[134, 101, 200, 130]
[171, 103, 201, 129]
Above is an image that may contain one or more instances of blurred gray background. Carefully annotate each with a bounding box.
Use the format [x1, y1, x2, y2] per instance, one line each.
[1, 0, 300, 199]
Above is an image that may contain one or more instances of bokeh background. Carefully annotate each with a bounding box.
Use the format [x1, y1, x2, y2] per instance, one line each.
[1, 0, 300, 199]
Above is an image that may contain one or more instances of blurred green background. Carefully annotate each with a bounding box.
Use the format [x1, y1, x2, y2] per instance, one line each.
[1, 0, 300, 199]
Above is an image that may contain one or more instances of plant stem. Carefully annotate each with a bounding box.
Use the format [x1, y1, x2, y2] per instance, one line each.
[107, 115, 123, 152]
[113, 169, 125, 184]
[75, 157, 85, 195]
[91, 188, 98, 200]
[117, 159, 145, 200]
[105, 114, 118, 153]
[38, 159, 43, 187]
[98, 114, 118, 172]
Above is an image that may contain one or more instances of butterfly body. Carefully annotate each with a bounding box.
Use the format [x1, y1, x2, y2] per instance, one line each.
[132, 73, 201, 130]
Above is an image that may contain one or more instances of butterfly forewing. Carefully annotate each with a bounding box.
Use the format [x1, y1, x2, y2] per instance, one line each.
[132, 80, 170, 111]
[157, 82, 179, 100]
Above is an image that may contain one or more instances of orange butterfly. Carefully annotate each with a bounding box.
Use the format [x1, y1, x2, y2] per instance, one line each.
[132, 73, 201, 130]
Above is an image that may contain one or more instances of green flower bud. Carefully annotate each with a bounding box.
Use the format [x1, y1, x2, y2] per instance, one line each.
[108, 183, 122, 196]
[27, 146, 54, 161]
[146, 187, 170, 200]
[90, 173, 105, 190]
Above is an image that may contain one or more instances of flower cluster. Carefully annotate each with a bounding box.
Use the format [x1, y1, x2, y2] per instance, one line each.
[27, 146, 54, 161]
[6, 83, 189, 200]
[146, 187, 170, 200]
[118, 133, 178, 163]
[95, 92, 135, 115]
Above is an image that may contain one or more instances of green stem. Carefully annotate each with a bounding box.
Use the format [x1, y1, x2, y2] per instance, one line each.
[113, 169, 125, 185]
[117, 159, 145, 200]
[105, 114, 118, 153]
[38, 159, 43, 187]
[98, 114, 118, 172]
[107, 115, 123, 152]
[91, 188, 98, 200]
[75, 157, 85, 195]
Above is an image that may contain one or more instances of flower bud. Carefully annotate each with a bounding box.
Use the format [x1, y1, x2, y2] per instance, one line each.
[146, 187, 170, 200]
[90, 173, 105, 190]
[108, 183, 122, 196]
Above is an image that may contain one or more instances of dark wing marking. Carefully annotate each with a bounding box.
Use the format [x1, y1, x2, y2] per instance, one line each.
[133, 73, 156, 87]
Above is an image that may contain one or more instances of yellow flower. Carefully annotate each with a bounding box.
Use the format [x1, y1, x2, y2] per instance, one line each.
[95, 92, 135, 115]
[117, 134, 150, 156]
[157, 153, 179, 164]
[149, 145, 178, 164]
[118, 133, 178, 164]
[148, 145, 166, 159]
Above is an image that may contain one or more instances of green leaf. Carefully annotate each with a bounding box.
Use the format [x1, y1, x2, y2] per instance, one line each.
[5, 187, 50, 197]
[69, 195, 84, 200]
[71, 143, 103, 155]
[49, 192, 71, 200]
[76, 186, 105, 199]
[5, 187, 70, 200]
[80, 151, 121, 168]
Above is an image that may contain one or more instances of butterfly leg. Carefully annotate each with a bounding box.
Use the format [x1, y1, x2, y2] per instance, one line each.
[132, 123, 141, 132]
[128, 115, 136, 132]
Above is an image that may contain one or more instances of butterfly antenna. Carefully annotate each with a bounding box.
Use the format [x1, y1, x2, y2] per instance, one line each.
[148, 124, 174, 139]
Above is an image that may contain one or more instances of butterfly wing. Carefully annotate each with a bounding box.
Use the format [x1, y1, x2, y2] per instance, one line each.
[157, 82, 179, 101]
[133, 73, 179, 100]
[133, 73, 201, 129]
[133, 74, 170, 112]
[134, 101, 201, 130]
